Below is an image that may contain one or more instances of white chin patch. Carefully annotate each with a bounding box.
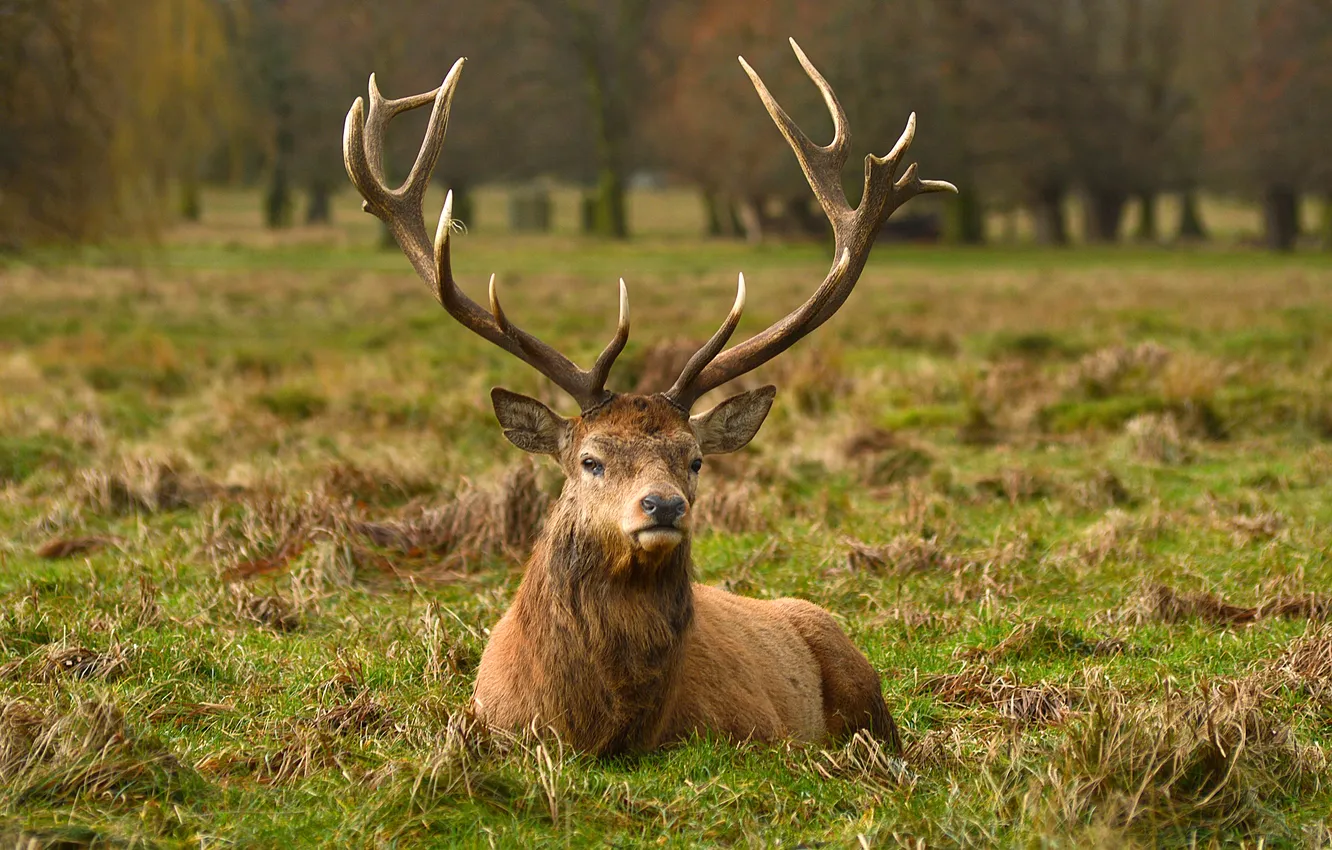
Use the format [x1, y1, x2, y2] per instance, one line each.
[634, 528, 683, 553]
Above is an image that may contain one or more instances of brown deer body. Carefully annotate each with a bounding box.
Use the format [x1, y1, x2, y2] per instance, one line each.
[472, 393, 897, 754]
[342, 40, 954, 755]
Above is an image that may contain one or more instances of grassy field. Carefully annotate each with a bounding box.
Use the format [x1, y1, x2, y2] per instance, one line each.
[2, 196, 1332, 847]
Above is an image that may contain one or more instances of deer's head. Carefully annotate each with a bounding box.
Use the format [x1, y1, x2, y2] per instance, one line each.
[490, 386, 773, 560]
[342, 42, 954, 566]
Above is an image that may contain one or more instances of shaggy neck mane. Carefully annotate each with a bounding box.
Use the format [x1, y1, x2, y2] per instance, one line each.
[509, 498, 694, 754]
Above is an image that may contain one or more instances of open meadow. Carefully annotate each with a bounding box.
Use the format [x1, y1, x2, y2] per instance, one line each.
[2, 190, 1332, 847]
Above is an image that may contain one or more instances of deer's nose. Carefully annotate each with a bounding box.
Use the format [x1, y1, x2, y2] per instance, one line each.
[640, 494, 687, 526]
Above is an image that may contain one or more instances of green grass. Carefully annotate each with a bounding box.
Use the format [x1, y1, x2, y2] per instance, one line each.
[2, 209, 1332, 847]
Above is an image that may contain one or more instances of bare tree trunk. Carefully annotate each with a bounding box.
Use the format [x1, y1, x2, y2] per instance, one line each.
[179, 177, 201, 222]
[1084, 189, 1127, 243]
[1134, 192, 1157, 242]
[783, 195, 827, 240]
[305, 178, 331, 225]
[703, 191, 744, 238]
[590, 166, 626, 238]
[945, 181, 985, 244]
[737, 196, 765, 245]
[265, 166, 292, 229]
[1177, 188, 1206, 241]
[1321, 191, 1332, 251]
[449, 184, 474, 231]
[1262, 184, 1300, 252]
[1031, 183, 1069, 246]
[578, 32, 627, 240]
[264, 94, 293, 229]
[703, 191, 723, 237]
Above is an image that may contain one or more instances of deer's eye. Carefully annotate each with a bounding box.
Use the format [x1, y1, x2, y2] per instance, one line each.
[581, 457, 604, 477]
[690, 458, 703, 474]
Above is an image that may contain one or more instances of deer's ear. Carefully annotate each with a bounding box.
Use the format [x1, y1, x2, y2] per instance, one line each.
[491, 388, 571, 456]
[690, 385, 776, 455]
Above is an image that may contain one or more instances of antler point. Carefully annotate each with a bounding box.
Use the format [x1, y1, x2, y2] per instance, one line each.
[487, 273, 505, 324]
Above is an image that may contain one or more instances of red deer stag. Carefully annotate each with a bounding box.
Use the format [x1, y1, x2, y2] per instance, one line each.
[343, 39, 955, 755]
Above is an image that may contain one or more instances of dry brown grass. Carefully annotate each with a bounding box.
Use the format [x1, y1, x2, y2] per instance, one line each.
[206, 459, 555, 588]
[1116, 581, 1332, 627]
[692, 480, 770, 534]
[0, 698, 200, 806]
[959, 622, 1127, 663]
[1065, 341, 1172, 399]
[1275, 626, 1332, 698]
[1217, 510, 1286, 545]
[1073, 508, 1169, 567]
[74, 456, 218, 516]
[917, 665, 1073, 725]
[808, 730, 915, 790]
[32, 535, 116, 560]
[1123, 413, 1191, 464]
[1025, 681, 1326, 835]
[845, 534, 967, 576]
[229, 584, 302, 632]
[40, 645, 129, 683]
[1118, 582, 1259, 626]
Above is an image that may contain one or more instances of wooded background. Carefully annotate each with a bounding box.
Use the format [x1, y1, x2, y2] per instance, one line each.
[3, 0, 1330, 251]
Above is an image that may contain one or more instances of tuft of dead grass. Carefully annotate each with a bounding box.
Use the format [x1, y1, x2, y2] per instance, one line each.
[318, 460, 436, 506]
[40, 645, 130, 683]
[1117, 582, 1258, 626]
[808, 730, 915, 790]
[1074, 508, 1167, 567]
[1123, 413, 1191, 464]
[845, 534, 966, 576]
[1067, 470, 1133, 511]
[628, 337, 704, 395]
[692, 480, 769, 534]
[1275, 626, 1332, 698]
[840, 426, 899, 459]
[960, 622, 1128, 663]
[1026, 681, 1326, 836]
[861, 447, 934, 488]
[917, 665, 1072, 725]
[1066, 341, 1171, 399]
[1217, 510, 1286, 546]
[0, 698, 202, 806]
[33, 535, 116, 560]
[354, 461, 554, 568]
[210, 461, 555, 587]
[74, 457, 217, 516]
[314, 691, 395, 737]
[974, 467, 1057, 506]
[229, 584, 301, 632]
[1116, 581, 1332, 628]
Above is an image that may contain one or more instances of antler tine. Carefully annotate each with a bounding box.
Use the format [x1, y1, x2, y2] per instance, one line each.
[664, 275, 746, 408]
[665, 39, 956, 408]
[587, 279, 631, 399]
[738, 38, 851, 231]
[343, 59, 627, 412]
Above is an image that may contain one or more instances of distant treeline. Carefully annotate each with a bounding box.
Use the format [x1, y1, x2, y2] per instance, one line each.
[3, 0, 1330, 250]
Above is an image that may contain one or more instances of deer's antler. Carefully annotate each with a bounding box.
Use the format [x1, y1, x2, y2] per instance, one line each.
[663, 39, 956, 410]
[342, 58, 628, 412]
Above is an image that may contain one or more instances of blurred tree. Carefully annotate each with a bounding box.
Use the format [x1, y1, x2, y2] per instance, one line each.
[1205, 0, 1332, 251]
[948, 0, 1194, 245]
[654, 0, 934, 242]
[510, 0, 675, 239]
[0, 0, 239, 247]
